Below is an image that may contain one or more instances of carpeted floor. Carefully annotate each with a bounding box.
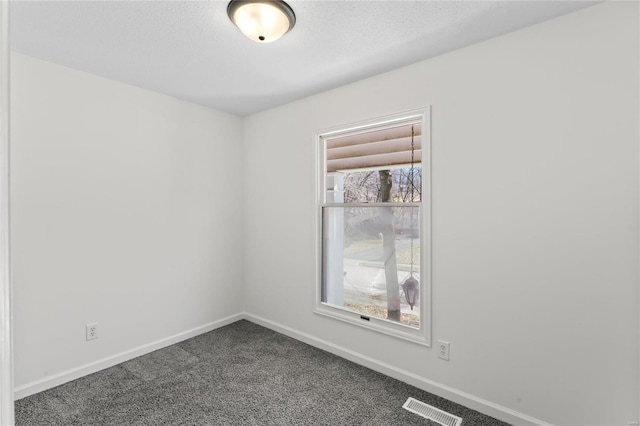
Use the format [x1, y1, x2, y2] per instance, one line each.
[15, 320, 511, 425]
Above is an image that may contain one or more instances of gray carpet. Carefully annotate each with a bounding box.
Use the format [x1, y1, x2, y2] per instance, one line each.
[15, 320, 511, 425]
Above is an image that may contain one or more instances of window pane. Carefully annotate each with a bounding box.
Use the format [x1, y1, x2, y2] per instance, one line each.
[322, 206, 421, 328]
[326, 167, 422, 204]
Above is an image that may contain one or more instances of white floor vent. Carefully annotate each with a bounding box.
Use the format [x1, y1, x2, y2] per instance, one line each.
[403, 397, 463, 426]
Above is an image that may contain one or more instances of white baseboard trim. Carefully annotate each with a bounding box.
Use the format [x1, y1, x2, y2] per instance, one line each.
[243, 313, 553, 426]
[13, 313, 244, 400]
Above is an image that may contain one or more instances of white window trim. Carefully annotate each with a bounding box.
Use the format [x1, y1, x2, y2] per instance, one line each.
[0, 1, 14, 424]
[313, 107, 431, 347]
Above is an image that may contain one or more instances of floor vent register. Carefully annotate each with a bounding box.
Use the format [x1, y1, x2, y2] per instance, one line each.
[403, 397, 463, 426]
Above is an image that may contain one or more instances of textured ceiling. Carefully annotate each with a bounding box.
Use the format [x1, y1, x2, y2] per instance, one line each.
[11, 1, 598, 117]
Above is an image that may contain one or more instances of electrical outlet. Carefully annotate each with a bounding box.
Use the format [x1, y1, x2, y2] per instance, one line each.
[86, 323, 98, 341]
[437, 340, 450, 361]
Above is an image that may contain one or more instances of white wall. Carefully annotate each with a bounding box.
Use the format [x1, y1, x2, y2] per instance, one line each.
[242, 3, 639, 425]
[10, 53, 244, 389]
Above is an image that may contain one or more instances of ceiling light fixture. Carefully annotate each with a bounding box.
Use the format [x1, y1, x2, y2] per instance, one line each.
[227, 0, 296, 43]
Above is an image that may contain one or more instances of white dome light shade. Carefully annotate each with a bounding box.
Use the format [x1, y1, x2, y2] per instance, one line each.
[228, 1, 296, 43]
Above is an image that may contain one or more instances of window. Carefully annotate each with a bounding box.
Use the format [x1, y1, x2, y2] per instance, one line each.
[315, 109, 430, 345]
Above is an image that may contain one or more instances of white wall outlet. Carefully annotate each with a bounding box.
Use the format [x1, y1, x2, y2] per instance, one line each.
[86, 323, 98, 341]
[437, 340, 450, 361]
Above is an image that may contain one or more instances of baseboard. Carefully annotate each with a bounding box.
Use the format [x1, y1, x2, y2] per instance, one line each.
[243, 313, 553, 426]
[13, 313, 244, 400]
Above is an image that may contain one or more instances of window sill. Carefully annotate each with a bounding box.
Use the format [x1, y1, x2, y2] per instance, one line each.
[314, 303, 430, 347]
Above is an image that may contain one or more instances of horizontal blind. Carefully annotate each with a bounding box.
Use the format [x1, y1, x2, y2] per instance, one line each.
[326, 123, 421, 172]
